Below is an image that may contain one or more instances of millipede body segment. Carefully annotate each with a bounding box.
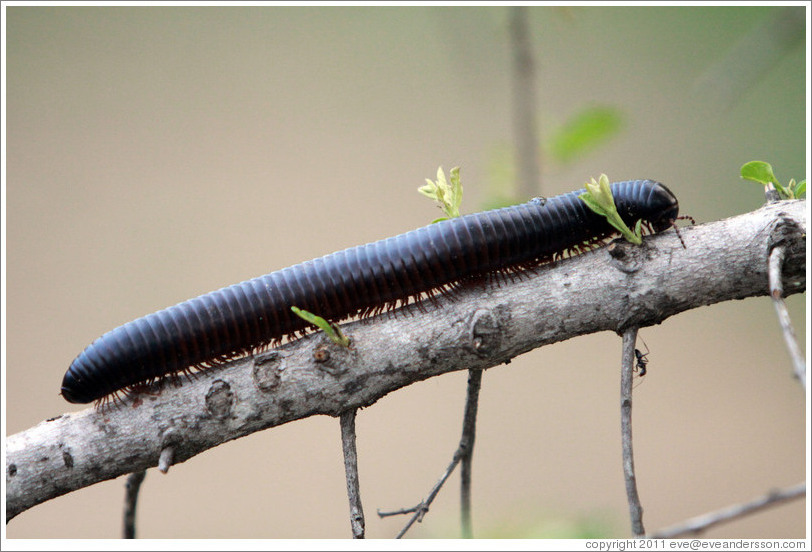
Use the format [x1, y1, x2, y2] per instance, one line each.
[61, 180, 680, 404]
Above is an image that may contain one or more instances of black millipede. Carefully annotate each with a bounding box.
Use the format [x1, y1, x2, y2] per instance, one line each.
[61, 179, 683, 404]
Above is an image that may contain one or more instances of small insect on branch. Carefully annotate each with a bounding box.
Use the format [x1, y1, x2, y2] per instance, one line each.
[634, 340, 650, 378]
[621, 328, 645, 537]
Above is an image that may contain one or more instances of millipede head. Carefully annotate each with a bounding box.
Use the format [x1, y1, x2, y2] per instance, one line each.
[647, 184, 680, 233]
[60, 369, 95, 404]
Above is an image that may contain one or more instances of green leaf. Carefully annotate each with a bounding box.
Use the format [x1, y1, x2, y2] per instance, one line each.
[290, 306, 350, 347]
[578, 174, 642, 245]
[417, 182, 437, 200]
[577, 193, 608, 217]
[792, 179, 805, 199]
[633, 219, 643, 239]
[740, 161, 778, 186]
[787, 178, 806, 199]
[740, 160, 795, 199]
[448, 166, 462, 217]
[585, 174, 616, 214]
[548, 106, 624, 164]
[418, 166, 464, 220]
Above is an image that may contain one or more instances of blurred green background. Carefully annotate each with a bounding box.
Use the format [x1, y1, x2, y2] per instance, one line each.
[4, 6, 807, 539]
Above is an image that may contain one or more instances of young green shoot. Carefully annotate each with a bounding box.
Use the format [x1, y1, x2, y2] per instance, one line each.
[418, 166, 463, 222]
[578, 174, 643, 245]
[740, 161, 806, 200]
[291, 306, 350, 348]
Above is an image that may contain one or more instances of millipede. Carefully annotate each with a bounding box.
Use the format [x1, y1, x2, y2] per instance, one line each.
[61, 179, 684, 404]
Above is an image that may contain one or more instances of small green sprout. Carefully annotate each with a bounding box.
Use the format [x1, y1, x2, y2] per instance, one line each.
[578, 174, 642, 245]
[290, 306, 350, 347]
[740, 161, 806, 200]
[418, 166, 463, 222]
[794, 179, 807, 199]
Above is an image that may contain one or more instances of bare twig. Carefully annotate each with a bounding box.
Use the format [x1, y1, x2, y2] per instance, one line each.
[768, 245, 806, 390]
[377, 369, 483, 538]
[122, 470, 146, 539]
[6, 201, 806, 521]
[460, 369, 483, 539]
[510, 6, 541, 198]
[621, 328, 645, 537]
[376, 506, 418, 516]
[649, 482, 806, 538]
[340, 409, 365, 538]
[377, 450, 455, 538]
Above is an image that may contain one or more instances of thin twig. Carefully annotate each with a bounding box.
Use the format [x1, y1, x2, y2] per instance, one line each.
[649, 482, 806, 538]
[510, 6, 541, 198]
[376, 506, 419, 516]
[460, 369, 483, 538]
[122, 470, 146, 539]
[768, 245, 806, 390]
[340, 409, 365, 539]
[377, 452, 456, 538]
[621, 328, 645, 537]
[378, 369, 484, 539]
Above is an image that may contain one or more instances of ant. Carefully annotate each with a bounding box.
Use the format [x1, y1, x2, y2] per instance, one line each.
[632, 339, 650, 389]
[634, 345, 649, 377]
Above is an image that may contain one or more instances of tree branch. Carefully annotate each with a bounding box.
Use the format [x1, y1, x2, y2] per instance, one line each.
[459, 368, 482, 538]
[340, 409, 365, 539]
[122, 470, 146, 539]
[621, 328, 645, 537]
[649, 482, 806, 538]
[6, 200, 805, 521]
[768, 245, 807, 390]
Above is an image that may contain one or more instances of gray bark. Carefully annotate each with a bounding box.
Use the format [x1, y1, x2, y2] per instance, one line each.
[5, 200, 806, 521]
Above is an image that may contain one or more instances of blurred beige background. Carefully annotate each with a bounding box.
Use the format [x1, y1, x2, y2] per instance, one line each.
[4, 6, 807, 539]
